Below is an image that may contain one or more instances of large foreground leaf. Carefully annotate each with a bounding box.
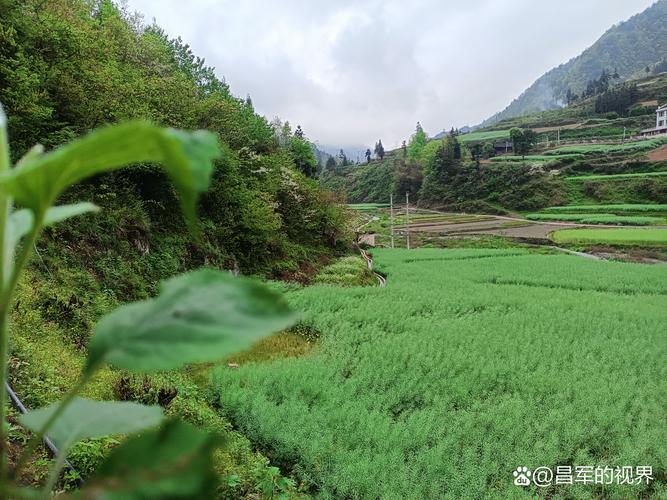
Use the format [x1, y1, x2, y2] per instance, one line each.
[86, 269, 299, 373]
[0, 121, 220, 231]
[9, 203, 99, 250]
[19, 398, 163, 450]
[75, 421, 221, 499]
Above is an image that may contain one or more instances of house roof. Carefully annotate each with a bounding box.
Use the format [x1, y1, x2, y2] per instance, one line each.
[658, 103, 667, 111]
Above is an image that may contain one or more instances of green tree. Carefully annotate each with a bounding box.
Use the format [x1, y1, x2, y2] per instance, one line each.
[374, 140, 385, 160]
[482, 142, 496, 159]
[407, 122, 427, 162]
[419, 134, 461, 203]
[338, 149, 349, 166]
[289, 136, 317, 177]
[510, 128, 536, 158]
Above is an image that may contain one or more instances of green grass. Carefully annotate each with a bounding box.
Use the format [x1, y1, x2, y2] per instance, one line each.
[313, 256, 376, 287]
[213, 248, 667, 498]
[347, 203, 390, 211]
[526, 213, 666, 225]
[543, 204, 667, 214]
[544, 137, 667, 156]
[551, 228, 667, 246]
[457, 129, 510, 143]
[566, 171, 667, 181]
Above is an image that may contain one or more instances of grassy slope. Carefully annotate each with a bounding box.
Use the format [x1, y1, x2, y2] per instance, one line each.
[526, 213, 666, 225]
[552, 228, 667, 246]
[543, 204, 667, 213]
[214, 248, 667, 498]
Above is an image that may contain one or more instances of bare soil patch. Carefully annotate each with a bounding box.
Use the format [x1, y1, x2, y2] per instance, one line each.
[400, 216, 584, 240]
[648, 145, 667, 162]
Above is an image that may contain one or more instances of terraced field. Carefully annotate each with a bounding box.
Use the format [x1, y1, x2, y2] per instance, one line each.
[457, 129, 510, 143]
[544, 137, 667, 156]
[552, 228, 667, 246]
[543, 204, 667, 214]
[566, 171, 667, 182]
[215, 248, 667, 498]
[348, 203, 390, 211]
[489, 154, 583, 163]
[526, 213, 667, 226]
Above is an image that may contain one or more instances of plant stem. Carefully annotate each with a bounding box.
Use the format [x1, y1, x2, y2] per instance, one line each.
[41, 442, 71, 498]
[0, 214, 44, 486]
[11, 375, 88, 481]
[0, 103, 13, 482]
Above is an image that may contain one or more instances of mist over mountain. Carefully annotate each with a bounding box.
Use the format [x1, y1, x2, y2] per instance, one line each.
[481, 0, 667, 127]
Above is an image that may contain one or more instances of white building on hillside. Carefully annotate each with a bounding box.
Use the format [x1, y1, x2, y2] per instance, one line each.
[642, 103, 667, 136]
[657, 103, 667, 129]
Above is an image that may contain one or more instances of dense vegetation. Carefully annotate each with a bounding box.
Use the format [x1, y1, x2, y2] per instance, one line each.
[215, 248, 667, 498]
[0, 0, 348, 281]
[321, 131, 567, 212]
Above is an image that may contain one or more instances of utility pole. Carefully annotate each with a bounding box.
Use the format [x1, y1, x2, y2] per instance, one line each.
[557, 128, 560, 145]
[390, 193, 395, 249]
[405, 192, 410, 250]
[623, 127, 626, 142]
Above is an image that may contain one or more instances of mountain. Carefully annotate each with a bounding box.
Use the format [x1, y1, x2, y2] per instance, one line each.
[482, 0, 667, 127]
[433, 126, 472, 140]
[316, 143, 371, 164]
[312, 144, 332, 166]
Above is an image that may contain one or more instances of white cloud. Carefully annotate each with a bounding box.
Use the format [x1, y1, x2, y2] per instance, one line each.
[125, 0, 657, 149]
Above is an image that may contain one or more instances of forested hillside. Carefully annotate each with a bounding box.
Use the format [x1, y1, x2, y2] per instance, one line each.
[0, 0, 348, 286]
[482, 0, 667, 126]
[321, 72, 667, 213]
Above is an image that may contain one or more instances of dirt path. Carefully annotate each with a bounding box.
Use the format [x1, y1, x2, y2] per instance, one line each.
[396, 209, 667, 241]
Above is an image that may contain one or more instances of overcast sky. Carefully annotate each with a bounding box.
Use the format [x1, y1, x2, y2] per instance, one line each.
[125, 0, 655, 149]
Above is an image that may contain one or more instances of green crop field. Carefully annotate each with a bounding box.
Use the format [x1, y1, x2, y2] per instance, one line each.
[543, 204, 667, 214]
[526, 213, 666, 225]
[348, 203, 390, 211]
[543, 137, 667, 156]
[214, 248, 666, 499]
[457, 129, 510, 143]
[552, 228, 667, 246]
[565, 171, 667, 181]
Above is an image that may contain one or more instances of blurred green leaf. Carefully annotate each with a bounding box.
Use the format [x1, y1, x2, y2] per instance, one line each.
[75, 420, 221, 499]
[15, 144, 44, 169]
[43, 202, 100, 226]
[20, 398, 163, 449]
[86, 269, 299, 373]
[0, 121, 221, 231]
[9, 203, 99, 250]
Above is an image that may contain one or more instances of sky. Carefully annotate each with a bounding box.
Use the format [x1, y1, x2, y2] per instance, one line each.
[124, 0, 656, 150]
